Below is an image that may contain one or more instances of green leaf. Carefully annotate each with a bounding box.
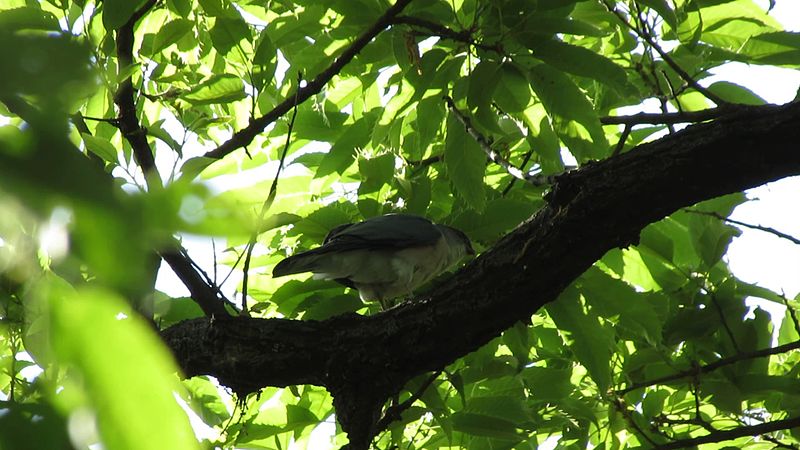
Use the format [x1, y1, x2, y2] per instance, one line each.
[81, 133, 118, 164]
[358, 153, 395, 194]
[527, 63, 609, 161]
[179, 156, 217, 181]
[253, 30, 277, 90]
[547, 286, 613, 392]
[529, 39, 630, 93]
[778, 307, 800, 345]
[167, 0, 192, 17]
[638, 0, 678, 29]
[0, 401, 71, 450]
[182, 74, 246, 105]
[0, 7, 59, 30]
[708, 81, 765, 105]
[103, 0, 146, 31]
[152, 19, 194, 54]
[453, 198, 539, 242]
[316, 114, 376, 177]
[285, 404, 319, 433]
[523, 366, 573, 401]
[451, 412, 524, 441]
[494, 63, 531, 113]
[468, 61, 501, 111]
[209, 16, 251, 56]
[642, 389, 669, 417]
[445, 115, 487, 211]
[44, 283, 199, 450]
[579, 267, 663, 344]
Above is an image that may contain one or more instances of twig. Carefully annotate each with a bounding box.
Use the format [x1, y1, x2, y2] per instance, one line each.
[611, 396, 660, 447]
[501, 149, 535, 195]
[407, 155, 442, 169]
[762, 434, 799, 450]
[652, 416, 800, 450]
[600, 107, 729, 126]
[710, 292, 740, 353]
[443, 95, 553, 186]
[603, 1, 729, 107]
[391, 15, 503, 54]
[618, 340, 800, 395]
[685, 209, 800, 246]
[780, 293, 800, 337]
[611, 124, 632, 156]
[78, 114, 121, 125]
[113, 0, 161, 183]
[240, 74, 301, 315]
[204, 0, 415, 161]
[374, 371, 442, 433]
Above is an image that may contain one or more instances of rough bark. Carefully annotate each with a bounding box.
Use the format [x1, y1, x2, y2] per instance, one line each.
[162, 102, 800, 448]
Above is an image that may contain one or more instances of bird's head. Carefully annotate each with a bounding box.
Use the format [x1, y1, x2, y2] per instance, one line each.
[437, 225, 475, 266]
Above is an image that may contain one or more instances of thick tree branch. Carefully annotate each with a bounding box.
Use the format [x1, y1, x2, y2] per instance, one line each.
[163, 102, 800, 447]
[202, 0, 414, 161]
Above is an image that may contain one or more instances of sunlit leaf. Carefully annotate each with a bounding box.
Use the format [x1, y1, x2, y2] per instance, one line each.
[43, 283, 198, 450]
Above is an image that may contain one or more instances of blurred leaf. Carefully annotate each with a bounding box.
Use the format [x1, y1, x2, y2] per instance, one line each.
[43, 283, 199, 450]
[0, 7, 59, 30]
[103, 0, 146, 30]
[0, 401, 73, 450]
[0, 33, 94, 103]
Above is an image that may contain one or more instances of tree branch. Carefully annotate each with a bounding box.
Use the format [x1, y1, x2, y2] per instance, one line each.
[600, 107, 729, 126]
[203, 0, 415, 161]
[617, 339, 800, 395]
[160, 251, 232, 318]
[685, 209, 800, 246]
[653, 416, 800, 450]
[162, 101, 800, 447]
[603, 1, 729, 107]
[113, 0, 160, 182]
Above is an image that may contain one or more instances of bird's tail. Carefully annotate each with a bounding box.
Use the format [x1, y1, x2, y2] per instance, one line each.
[272, 249, 325, 277]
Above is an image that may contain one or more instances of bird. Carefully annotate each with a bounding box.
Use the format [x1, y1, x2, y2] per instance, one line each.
[272, 214, 474, 309]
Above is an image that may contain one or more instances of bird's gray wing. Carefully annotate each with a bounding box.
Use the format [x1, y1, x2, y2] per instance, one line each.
[320, 214, 442, 252]
[273, 214, 443, 277]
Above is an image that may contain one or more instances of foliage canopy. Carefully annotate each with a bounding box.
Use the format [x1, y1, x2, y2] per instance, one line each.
[1, 0, 800, 449]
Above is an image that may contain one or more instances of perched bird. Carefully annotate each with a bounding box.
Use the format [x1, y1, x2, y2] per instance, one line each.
[272, 214, 474, 309]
